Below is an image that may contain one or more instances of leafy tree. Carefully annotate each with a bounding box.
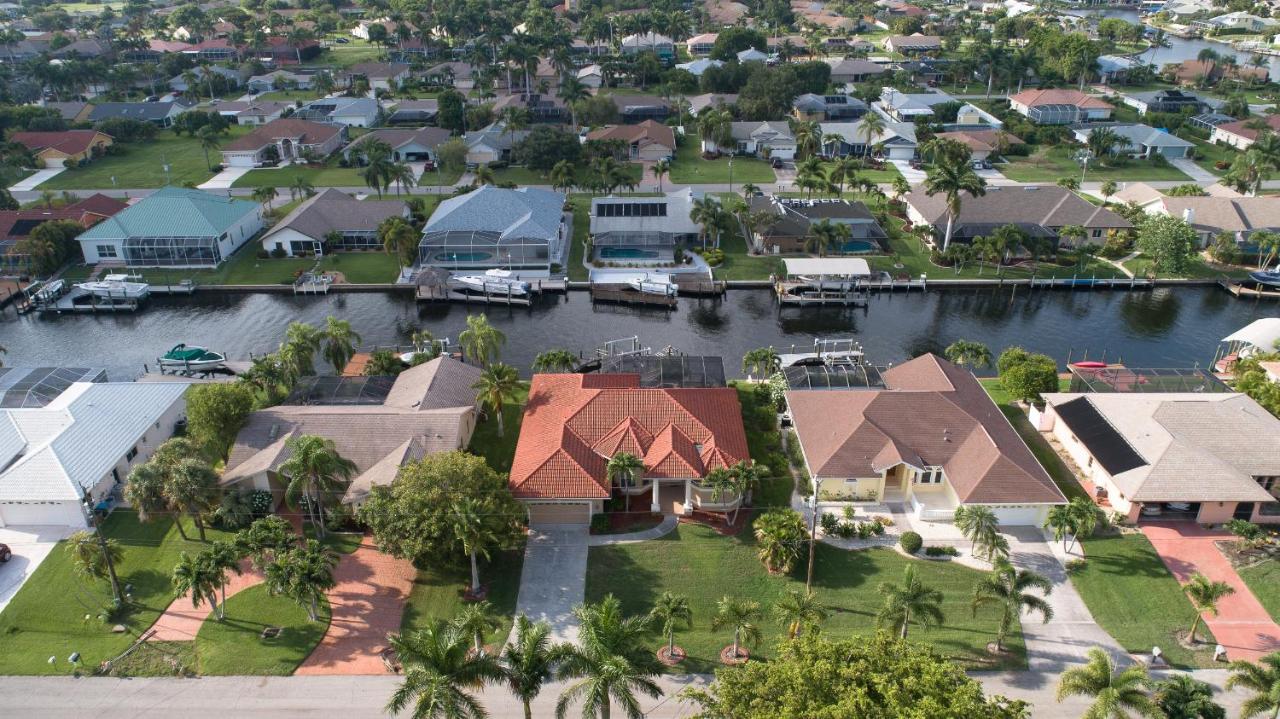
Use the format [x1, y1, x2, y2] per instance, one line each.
[387, 620, 505, 719]
[712, 596, 762, 659]
[532, 349, 578, 373]
[437, 89, 466, 133]
[264, 539, 337, 622]
[1226, 652, 1280, 719]
[514, 126, 581, 173]
[943, 340, 993, 369]
[472, 363, 520, 437]
[1057, 647, 1158, 718]
[437, 137, 468, 172]
[971, 559, 1053, 652]
[283, 321, 322, 377]
[1136, 214, 1198, 277]
[185, 382, 255, 459]
[364, 349, 405, 377]
[1184, 573, 1235, 644]
[752, 509, 805, 573]
[996, 347, 1059, 403]
[1154, 674, 1225, 719]
[235, 515, 296, 572]
[709, 27, 767, 60]
[877, 564, 945, 639]
[458, 314, 505, 367]
[501, 615, 567, 719]
[556, 595, 661, 719]
[773, 589, 828, 640]
[279, 434, 356, 540]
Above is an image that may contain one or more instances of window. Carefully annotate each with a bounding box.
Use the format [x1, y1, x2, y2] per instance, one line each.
[96, 244, 118, 258]
[125, 446, 137, 462]
[914, 467, 943, 485]
[1092, 229, 1102, 238]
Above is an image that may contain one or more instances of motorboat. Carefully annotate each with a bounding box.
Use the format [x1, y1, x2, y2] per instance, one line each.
[453, 268, 530, 295]
[31, 279, 64, 303]
[159, 344, 226, 370]
[76, 274, 150, 299]
[1248, 268, 1280, 288]
[1071, 361, 1108, 369]
[626, 273, 677, 297]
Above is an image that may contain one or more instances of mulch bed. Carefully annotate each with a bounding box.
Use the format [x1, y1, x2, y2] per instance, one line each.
[592, 511, 666, 535]
[719, 646, 750, 665]
[461, 584, 490, 602]
[657, 646, 686, 666]
[679, 508, 752, 536]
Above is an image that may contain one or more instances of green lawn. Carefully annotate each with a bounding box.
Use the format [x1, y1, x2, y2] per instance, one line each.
[1, 165, 33, 189]
[1069, 533, 1215, 668]
[1123, 255, 1249, 280]
[567, 197, 590, 281]
[401, 547, 525, 646]
[1190, 138, 1233, 176]
[0, 511, 235, 675]
[586, 524, 1025, 673]
[467, 383, 529, 474]
[980, 378, 1088, 502]
[103, 247, 402, 286]
[195, 584, 330, 675]
[1238, 557, 1280, 624]
[493, 164, 641, 187]
[235, 164, 460, 189]
[670, 136, 776, 185]
[711, 207, 784, 281]
[317, 43, 388, 69]
[999, 145, 1191, 183]
[255, 90, 322, 103]
[40, 127, 253, 190]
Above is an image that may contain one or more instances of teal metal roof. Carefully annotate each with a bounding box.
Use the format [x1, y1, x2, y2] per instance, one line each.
[78, 187, 260, 240]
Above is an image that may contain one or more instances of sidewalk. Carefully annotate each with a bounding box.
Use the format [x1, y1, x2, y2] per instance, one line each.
[9, 168, 65, 191]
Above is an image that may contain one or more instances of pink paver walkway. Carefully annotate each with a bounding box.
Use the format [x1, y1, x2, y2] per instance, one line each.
[1141, 522, 1280, 662]
[149, 560, 264, 641]
[294, 537, 417, 675]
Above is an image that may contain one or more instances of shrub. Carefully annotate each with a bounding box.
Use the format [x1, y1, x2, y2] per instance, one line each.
[855, 522, 873, 540]
[924, 545, 959, 557]
[270, 246, 287, 259]
[590, 514, 610, 533]
[1065, 558, 1088, 573]
[820, 512, 840, 536]
[899, 531, 922, 554]
[248, 490, 274, 515]
[1226, 518, 1264, 541]
[870, 520, 886, 536]
[256, 249, 270, 259]
[834, 521, 858, 539]
[842, 505, 857, 521]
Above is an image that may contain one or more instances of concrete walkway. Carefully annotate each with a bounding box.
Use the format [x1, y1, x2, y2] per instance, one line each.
[1141, 522, 1280, 662]
[1169, 157, 1219, 183]
[586, 515, 677, 546]
[197, 166, 253, 190]
[9, 168, 65, 191]
[511, 526, 588, 645]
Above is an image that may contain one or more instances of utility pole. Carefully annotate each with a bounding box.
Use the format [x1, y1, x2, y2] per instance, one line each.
[805, 493, 818, 592]
[83, 492, 123, 605]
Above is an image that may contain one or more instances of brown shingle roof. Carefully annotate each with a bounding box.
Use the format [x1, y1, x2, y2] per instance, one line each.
[261, 189, 407, 243]
[904, 184, 1132, 231]
[1213, 114, 1280, 143]
[585, 120, 676, 151]
[10, 130, 109, 156]
[383, 356, 483, 411]
[222, 118, 342, 152]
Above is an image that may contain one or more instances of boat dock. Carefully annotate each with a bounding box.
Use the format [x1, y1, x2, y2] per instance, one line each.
[775, 282, 870, 306]
[30, 286, 143, 314]
[672, 276, 727, 297]
[1219, 278, 1280, 300]
[588, 283, 679, 308]
[414, 268, 564, 306]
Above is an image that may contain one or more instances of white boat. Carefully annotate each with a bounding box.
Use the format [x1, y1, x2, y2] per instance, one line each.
[453, 269, 530, 295]
[31, 279, 64, 302]
[76, 274, 150, 299]
[627, 273, 677, 297]
[158, 344, 226, 370]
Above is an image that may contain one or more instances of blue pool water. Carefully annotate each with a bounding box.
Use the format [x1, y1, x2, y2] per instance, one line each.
[435, 252, 491, 262]
[838, 240, 878, 253]
[600, 248, 660, 259]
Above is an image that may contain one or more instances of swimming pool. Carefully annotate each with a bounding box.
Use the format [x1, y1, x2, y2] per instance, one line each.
[838, 240, 878, 254]
[434, 252, 492, 262]
[599, 248, 661, 259]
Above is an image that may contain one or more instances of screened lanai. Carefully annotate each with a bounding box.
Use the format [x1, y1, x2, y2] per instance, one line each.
[417, 229, 551, 272]
[122, 236, 225, 267]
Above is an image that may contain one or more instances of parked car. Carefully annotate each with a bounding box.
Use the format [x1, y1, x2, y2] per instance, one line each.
[0, 543, 10, 562]
[336, 37, 350, 44]
[771, 157, 784, 169]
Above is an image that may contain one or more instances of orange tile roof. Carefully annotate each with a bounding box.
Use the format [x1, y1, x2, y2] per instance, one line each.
[1009, 89, 1114, 110]
[509, 374, 750, 499]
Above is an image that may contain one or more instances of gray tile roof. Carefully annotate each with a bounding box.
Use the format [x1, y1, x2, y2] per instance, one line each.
[425, 186, 564, 242]
[261, 189, 407, 243]
[89, 101, 191, 122]
[383, 356, 483, 411]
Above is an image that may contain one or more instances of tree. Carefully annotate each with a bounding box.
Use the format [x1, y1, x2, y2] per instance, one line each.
[1066, 496, 1101, 551]
[389, 162, 416, 196]
[379, 216, 419, 269]
[532, 349, 578, 373]
[996, 347, 1059, 403]
[805, 218, 850, 257]
[1044, 504, 1075, 551]
[283, 321, 322, 377]
[279, 434, 356, 540]
[438, 138, 468, 173]
[1057, 647, 1159, 719]
[204, 540, 243, 616]
[924, 155, 987, 252]
[252, 185, 276, 211]
[458, 314, 505, 367]
[171, 551, 224, 620]
[321, 316, 361, 373]
[472, 363, 520, 438]
[651, 158, 670, 193]
[687, 633, 1028, 718]
[358, 451, 525, 569]
[557, 77, 589, 131]
[1184, 573, 1235, 644]
[877, 564, 945, 639]
[452, 600, 501, 655]
[556, 595, 661, 719]
[437, 90, 466, 133]
[1154, 674, 1225, 719]
[123, 463, 170, 524]
[387, 621, 506, 719]
[698, 108, 733, 153]
[196, 125, 221, 170]
[971, 558, 1053, 652]
[165, 458, 220, 542]
[649, 591, 693, 658]
[606, 452, 645, 490]
[264, 539, 336, 622]
[501, 615, 566, 719]
[236, 515, 295, 572]
[1226, 652, 1280, 719]
[741, 347, 780, 380]
[66, 530, 122, 582]
[773, 589, 828, 640]
[1136, 214, 1198, 277]
[752, 509, 805, 574]
[1057, 176, 1081, 192]
[451, 497, 503, 596]
[1100, 180, 1118, 206]
[712, 596, 762, 660]
[548, 161, 575, 195]
[514, 126, 581, 173]
[943, 340, 993, 369]
[1253, 230, 1280, 271]
[954, 505, 1006, 562]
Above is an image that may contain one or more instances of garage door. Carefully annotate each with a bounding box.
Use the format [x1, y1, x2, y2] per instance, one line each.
[0, 501, 85, 528]
[526, 502, 590, 528]
[990, 505, 1048, 527]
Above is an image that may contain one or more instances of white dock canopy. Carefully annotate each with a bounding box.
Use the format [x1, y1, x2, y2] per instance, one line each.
[1222, 318, 1280, 355]
[782, 257, 872, 278]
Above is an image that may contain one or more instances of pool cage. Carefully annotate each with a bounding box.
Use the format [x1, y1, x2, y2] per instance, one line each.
[122, 236, 224, 267]
[1026, 104, 1087, 125]
[1067, 367, 1231, 394]
[783, 364, 887, 390]
[284, 375, 397, 405]
[418, 230, 552, 272]
[596, 355, 727, 388]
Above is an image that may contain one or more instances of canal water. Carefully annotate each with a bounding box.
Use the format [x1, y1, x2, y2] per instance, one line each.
[1, 287, 1275, 379]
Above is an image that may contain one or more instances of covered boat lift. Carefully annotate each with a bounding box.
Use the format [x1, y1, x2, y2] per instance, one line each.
[775, 257, 873, 305]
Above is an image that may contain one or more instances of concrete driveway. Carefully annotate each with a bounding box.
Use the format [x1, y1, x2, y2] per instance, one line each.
[0, 526, 75, 615]
[9, 168, 65, 192]
[511, 526, 587, 645]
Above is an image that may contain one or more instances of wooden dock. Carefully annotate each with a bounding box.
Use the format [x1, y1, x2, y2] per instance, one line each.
[775, 280, 869, 306]
[588, 283, 678, 308]
[672, 276, 726, 297]
[1219, 278, 1280, 299]
[414, 273, 562, 306]
[34, 287, 142, 314]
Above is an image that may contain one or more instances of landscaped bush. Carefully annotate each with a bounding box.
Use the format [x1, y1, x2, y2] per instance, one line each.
[900, 531, 922, 555]
[1064, 558, 1088, 573]
[1226, 519, 1264, 541]
[257, 249, 270, 259]
[834, 521, 858, 539]
[925, 545, 959, 557]
[590, 513, 610, 534]
[248, 490, 274, 516]
[270, 246, 287, 259]
[820, 513, 840, 536]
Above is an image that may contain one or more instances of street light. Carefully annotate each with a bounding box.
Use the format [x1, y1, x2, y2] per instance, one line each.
[1074, 149, 1091, 186]
[727, 154, 734, 195]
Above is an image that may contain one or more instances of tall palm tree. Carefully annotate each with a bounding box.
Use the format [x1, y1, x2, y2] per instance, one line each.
[711, 596, 762, 659]
[452, 600, 501, 653]
[556, 595, 661, 719]
[458, 314, 505, 367]
[205, 540, 244, 618]
[698, 108, 733, 154]
[451, 498, 501, 595]
[532, 349, 578, 373]
[283, 321, 322, 376]
[289, 174, 315, 201]
[196, 125, 221, 171]
[171, 551, 224, 620]
[66, 530, 123, 585]
[741, 347, 780, 380]
[1226, 652, 1280, 719]
[649, 591, 693, 658]
[558, 76, 589, 131]
[264, 539, 337, 622]
[859, 112, 886, 158]
[472, 362, 520, 437]
[1184, 573, 1235, 644]
[877, 564, 945, 639]
[1057, 647, 1159, 719]
[502, 615, 566, 719]
[321, 316, 361, 373]
[943, 340, 993, 369]
[388, 621, 506, 719]
[380, 216, 420, 269]
[389, 162, 417, 196]
[165, 458, 220, 542]
[651, 158, 670, 193]
[278, 434, 356, 540]
[688, 195, 720, 250]
[773, 589, 828, 639]
[549, 160, 575, 195]
[827, 156, 860, 195]
[123, 463, 171, 525]
[252, 185, 276, 211]
[954, 505, 1005, 561]
[924, 155, 987, 252]
[971, 559, 1053, 652]
[805, 218, 849, 257]
[606, 452, 644, 490]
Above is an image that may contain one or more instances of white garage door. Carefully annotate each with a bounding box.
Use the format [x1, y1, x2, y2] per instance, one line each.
[990, 505, 1048, 527]
[0, 501, 85, 528]
[526, 502, 590, 528]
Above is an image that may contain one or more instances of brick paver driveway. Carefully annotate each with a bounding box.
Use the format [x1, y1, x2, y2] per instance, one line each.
[1141, 522, 1280, 662]
[150, 560, 263, 641]
[295, 537, 416, 675]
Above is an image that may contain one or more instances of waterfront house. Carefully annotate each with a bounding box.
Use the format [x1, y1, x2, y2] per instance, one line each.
[1070, 123, 1195, 159]
[463, 122, 532, 165]
[933, 129, 1023, 161]
[10, 130, 113, 168]
[903, 184, 1132, 248]
[826, 58, 888, 85]
[1211, 115, 1280, 150]
[221, 357, 482, 508]
[77, 187, 264, 268]
[788, 353, 1067, 525]
[168, 65, 243, 93]
[686, 32, 718, 56]
[1164, 59, 1267, 87]
[586, 121, 677, 162]
[247, 69, 313, 93]
[260, 189, 409, 257]
[1095, 55, 1139, 84]
[620, 32, 675, 61]
[1138, 194, 1280, 249]
[792, 94, 869, 122]
[508, 372, 750, 526]
[0, 379, 190, 528]
[819, 118, 918, 160]
[745, 196, 888, 254]
[883, 34, 942, 54]
[1122, 89, 1213, 116]
[294, 97, 380, 128]
[418, 186, 566, 278]
[491, 92, 567, 124]
[344, 127, 451, 163]
[88, 100, 194, 128]
[1037, 388, 1280, 525]
[1008, 89, 1114, 125]
[341, 62, 410, 92]
[610, 95, 674, 124]
[219, 118, 346, 167]
[1195, 11, 1277, 33]
[589, 190, 702, 263]
[0, 194, 127, 272]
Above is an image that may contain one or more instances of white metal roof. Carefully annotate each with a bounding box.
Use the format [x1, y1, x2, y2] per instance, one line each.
[1223, 318, 1280, 352]
[782, 257, 871, 277]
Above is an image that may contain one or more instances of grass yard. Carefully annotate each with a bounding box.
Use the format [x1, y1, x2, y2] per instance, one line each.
[255, 90, 322, 103]
[467, 383, 529, 474]
[233, 164, 367, 189]
[711, 209, 784, 281]
[998, 145, 1191, 183]
[318, 44, 389, 69]
[1, 165, 33, 189]
[1069, 533, 1215, 668]
[1238, 558, 1280, 624]
[731, 382, 793, 506]
[99, 247, 402, 286]
[1122, 256, 1249, 280]
[493, 163, 641, 187]
[195, 584, 330, 675]
[670, 136, 776, 185]
[401, 547, 525, 645]
[1191, 139, 1233, 177]
[40, 126, 253, 190]
[567, 197, 590, 281]
[980, 378, 1088, 502]
[586, 524, 1026, 673]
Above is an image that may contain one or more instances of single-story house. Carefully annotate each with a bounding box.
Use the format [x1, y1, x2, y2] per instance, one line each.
[508, 372, 750, 526]
[222, 356, 482, 508]
[491, 92, 566, 124]
[1211, 115, 1280, 150]
[424, 62, 478, 91]
[10, 130, 113, 168]
[586, 121, 676, 162]
[706, 121, 796, 159]
[589, 190, 702, 262]
[688, 93, 738, 116]
[576, 64, 604, 88]
[220, 118, 346, 168]
[1141, 195, 1280, 248]
[1096, 55, 1139, 84]
[260, 188, 409, 256]
[294, 97, 380, 128]
[675, 57, 724, 77]
[610, 95, 673, 124]
[1122, 89, 1211, 116]
[88, 100, 194, 128]
[746, 195, 888, 254]
[884, 33, 942, 54]
[819, 118, 918, 160]
[827, 57, 889, 84]
[933, 129, 1024, 161]
[903, 184, 1132, 248]
[1009, 89, 1114, 125]
[875, 88, 958, 122]
[44, 102, 94, 123]
[342, 61, 410, 92]
[686, 32, 718, 56]
[418, 185, 566, 278]
[1036, 390, 1280, 525]
[234, 101, 292, 125]
[344, 127, 452, 163]
[793, 93, 869, 122]
[0, 380, 190, 528]
[1071, 123, 1195, 159]
[463, 122, 531, 165]
[789, 353, 1067, 525]
[77, 187, 264, 267]
[0, 194, 127, 272]
[1164, 59, 1268, 87]
[247, 69, 313, 93]
[387, 99, 439, 125]
[620, 32, 675, 60]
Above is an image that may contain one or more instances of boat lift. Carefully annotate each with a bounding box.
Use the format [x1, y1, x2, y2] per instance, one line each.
[777, 338, 865, 368]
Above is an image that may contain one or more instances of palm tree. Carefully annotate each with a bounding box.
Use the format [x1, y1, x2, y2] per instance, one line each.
[532, 349, 578, 373]
[1184, 573, 1235, 644]
[1100, 180, 1118, 207]
[473, 164, 496, 186]
[698, 108, 733, 154]
[66, 530, 123, 583]
[649, 591, 693, 658]
[451, 498, 501, 596]
[877, 564, 945, 639]
[1044, 504, 1075, 551]
[971, 559, 1053, 652]
[859, 112, 886, 158]
[651, 158, 670, 193]
[712, 596, 762, 660]
[558, 76, 589, 131]
[380, 216, 420, 269]
[389, 162, 417, 196]
[123, 463, 171, 524]
[388, 621, 506, 719]
[891, 175, 912, 202]
[773, 589, 828, 639]
[501, 615, 565, 719]
[252, 185, 276, 211]
[924, 155, 987, 252]
[1058, 176, 1082, 192]
[171, 551, 224, 620]
[360, 139, 395, 198]
[805, 218, 850, 258]
[458, 314, 505, 366]
[741, 347, 781, 381]
[321, 316, 361, 373]
[289, 174, 314, 201]
[279, 434, 356, 540]
[264, 540, 337, 621]
[549, 160, 575, 195]
[1066, 496, 1101, 552]
[472, 363, 520, 437]
[196, 125, 221, 171]
[205, 540, 244, 617]
[943, 340, 993, 369]
[828, 156, 860, 195]
[165, 458, 220, 542]
[556, 595, 661, 719]
[606, 452, 644, 491]
[1226, 652, 1280, 719]
[689, 196, 720, 250]
[452, 600, 501, 653]
[1153, 674, 1223, 719]
[972, 234, 1000, 275]
[752, 509, 804, 573]
[1057, 647, 1159, 719]
[954, 505, 1005, 561]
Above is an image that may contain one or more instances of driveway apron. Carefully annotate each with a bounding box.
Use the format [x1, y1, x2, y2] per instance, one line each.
[512, 526, 588, 645]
